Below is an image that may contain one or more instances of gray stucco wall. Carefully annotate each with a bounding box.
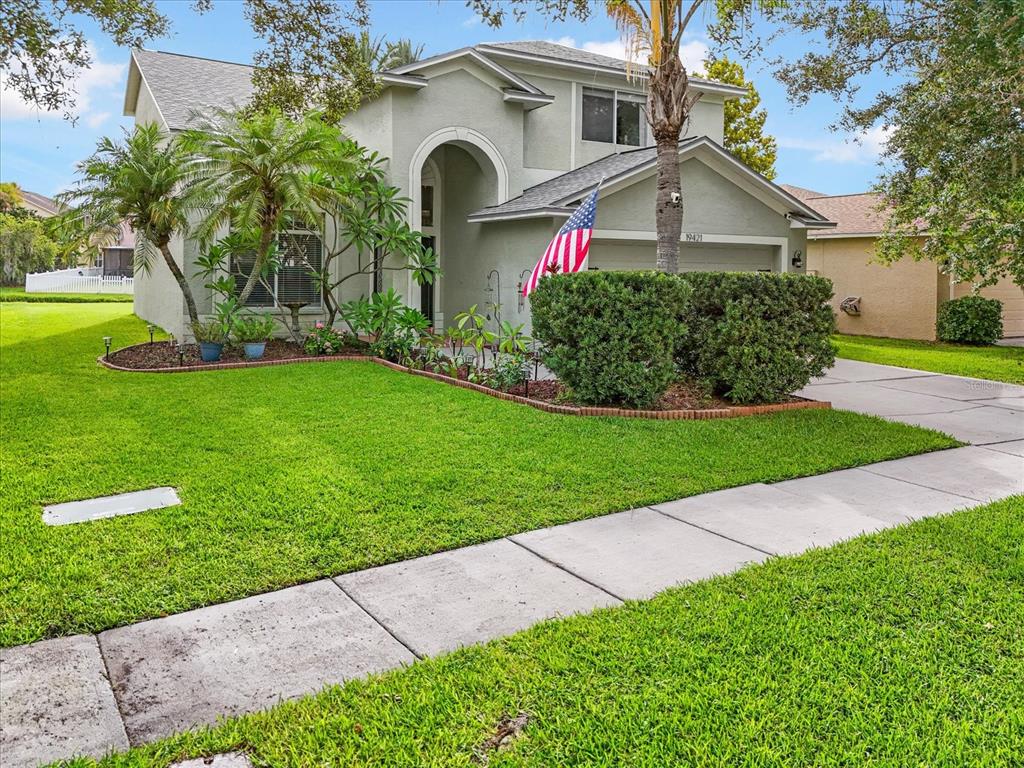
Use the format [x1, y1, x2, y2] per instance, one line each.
[438, 144, 553, 329]
[131, 78, 189, 337]
[387, 68, 526, 201]
[597, 158, 791, 237]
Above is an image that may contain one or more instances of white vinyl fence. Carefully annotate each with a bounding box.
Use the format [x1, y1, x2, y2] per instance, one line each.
[25, 267, 134, 295]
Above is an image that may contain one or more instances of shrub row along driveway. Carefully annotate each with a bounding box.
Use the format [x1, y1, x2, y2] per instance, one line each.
[0, 303, 956, 646]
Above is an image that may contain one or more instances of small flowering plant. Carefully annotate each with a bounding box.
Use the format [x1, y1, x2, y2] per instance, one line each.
[303, 322, 348, 356]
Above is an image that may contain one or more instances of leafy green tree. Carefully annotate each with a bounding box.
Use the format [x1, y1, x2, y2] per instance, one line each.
[0, 182, 25, 214]
[712, 0, 1024, 288]
[182, 108, 354, 306]
[312, 144, 439, 325]
[0, 214, 57, 283]
[702, 57, 776, 179]
[59, 124, 202, 323]
[2, 0, 376, 124]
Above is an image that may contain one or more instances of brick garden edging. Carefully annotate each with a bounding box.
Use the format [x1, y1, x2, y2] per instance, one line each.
[99, 348, 831, 420]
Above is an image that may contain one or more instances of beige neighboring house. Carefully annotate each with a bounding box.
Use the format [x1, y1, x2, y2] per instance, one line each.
[782, 185, 1024, 340]
[17, 189, 60, 218]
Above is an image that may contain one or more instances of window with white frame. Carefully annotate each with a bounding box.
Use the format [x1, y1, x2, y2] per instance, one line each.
[581, 87, 646, 146]
[233, 214, 323, 307]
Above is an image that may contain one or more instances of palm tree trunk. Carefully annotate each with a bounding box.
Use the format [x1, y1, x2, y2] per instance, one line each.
[654, 135, 682, 273]
[237, 224, 276, 306]
[158, 242, 199, 326]
[648, 42, 693, 274]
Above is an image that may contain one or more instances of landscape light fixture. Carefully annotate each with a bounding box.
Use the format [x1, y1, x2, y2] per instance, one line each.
[103, 336, 112, 359]
[147, 324, 155, 344]
[178, 345, 185, 367]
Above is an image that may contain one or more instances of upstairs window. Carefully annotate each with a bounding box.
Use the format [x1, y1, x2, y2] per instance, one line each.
[233, 214, 323, 308]
[581, 87, 646, 146]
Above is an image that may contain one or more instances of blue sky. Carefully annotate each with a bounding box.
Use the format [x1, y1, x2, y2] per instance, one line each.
[0, 0, 894, 198]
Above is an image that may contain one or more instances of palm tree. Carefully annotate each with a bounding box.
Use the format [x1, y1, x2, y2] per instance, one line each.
[609, 0, 708, 273]
[182, 108, 353, 306]
[382, 38, 425, 69]
[353, 32, 424, 72]
[59, 124, 201, 323]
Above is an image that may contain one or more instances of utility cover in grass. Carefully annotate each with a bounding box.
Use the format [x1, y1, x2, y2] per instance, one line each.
[43, 487, 181, 525]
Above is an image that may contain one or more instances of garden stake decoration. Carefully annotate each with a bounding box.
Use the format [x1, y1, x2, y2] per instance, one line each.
[103, 336, 112, 360]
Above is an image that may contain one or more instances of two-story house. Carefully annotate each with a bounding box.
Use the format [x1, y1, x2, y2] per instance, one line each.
[122, 40, 835, 339]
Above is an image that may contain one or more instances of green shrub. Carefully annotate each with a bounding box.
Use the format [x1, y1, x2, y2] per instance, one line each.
[678, 272, 836, 404]
[530, 271, 691, 408]
[936, 295, 1003, 344]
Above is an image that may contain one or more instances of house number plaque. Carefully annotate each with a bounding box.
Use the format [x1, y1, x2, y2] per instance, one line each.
[684, 232, 703, 242]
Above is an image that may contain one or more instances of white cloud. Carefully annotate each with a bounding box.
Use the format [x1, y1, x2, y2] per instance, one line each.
[546, 36, 709, 72]
[461, 14, 481, 28]
[0, 42, 125, 124]
[777, 125, 892, 165]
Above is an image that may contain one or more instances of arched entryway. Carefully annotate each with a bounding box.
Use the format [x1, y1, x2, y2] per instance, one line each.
[407, 127, 509, 328]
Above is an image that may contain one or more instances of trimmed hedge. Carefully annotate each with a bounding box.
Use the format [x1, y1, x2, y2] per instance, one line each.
[530, 271, 691, 408]
[531, 271, 836, 407]
[936, 295, 1003, 344]
[678, 272, 836, 404]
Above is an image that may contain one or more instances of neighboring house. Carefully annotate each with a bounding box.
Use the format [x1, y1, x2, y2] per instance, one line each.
[783, 185, 1024, 340]
[97, 220, 136, 277]
[16, 189, 60, 218]
[122, 40, 835, 339]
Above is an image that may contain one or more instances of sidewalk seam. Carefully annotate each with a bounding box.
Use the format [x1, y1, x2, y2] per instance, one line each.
[505, 536, 627, 603]
[329, 579, 424, 661]
[93, 634, 132, 748]
[646, 508, 777, 557]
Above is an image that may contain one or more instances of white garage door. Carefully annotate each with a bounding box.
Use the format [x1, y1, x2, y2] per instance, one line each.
[589, 241, 777, 272]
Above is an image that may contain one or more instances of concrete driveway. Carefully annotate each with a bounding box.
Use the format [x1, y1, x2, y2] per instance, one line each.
[798, 358, 1024, 446]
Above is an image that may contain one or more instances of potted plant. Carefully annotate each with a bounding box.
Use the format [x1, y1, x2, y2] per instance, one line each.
[191, 319, 228, 362]
[233, 315, 277, 360]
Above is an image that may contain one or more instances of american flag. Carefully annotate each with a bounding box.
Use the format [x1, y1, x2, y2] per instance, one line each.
[522, 185, 600, 297]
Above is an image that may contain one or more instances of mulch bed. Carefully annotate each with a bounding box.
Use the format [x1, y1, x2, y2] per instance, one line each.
[106, 339, 367, 369]
[102, 341, 830, 420]
[505, 379, 742, 411]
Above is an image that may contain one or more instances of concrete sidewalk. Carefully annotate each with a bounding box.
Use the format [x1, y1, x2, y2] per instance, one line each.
[3, 361, 1023, 767]
[799, 358, 1024, 445]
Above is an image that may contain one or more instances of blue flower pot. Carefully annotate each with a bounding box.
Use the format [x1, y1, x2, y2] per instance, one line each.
[199, 341, 223, 362]
[243, 341, 267, 360]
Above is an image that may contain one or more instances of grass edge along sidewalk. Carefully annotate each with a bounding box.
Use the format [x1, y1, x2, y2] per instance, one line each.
[834, 333, 1024, 384]
[60, 495, 1024, 768]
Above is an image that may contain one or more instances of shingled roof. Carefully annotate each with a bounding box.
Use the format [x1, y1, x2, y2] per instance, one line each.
[129, 49, 254, 130]
[468, 141, 696, 221]
[471, 138, 835, 224]
[780, 185, 892, 237]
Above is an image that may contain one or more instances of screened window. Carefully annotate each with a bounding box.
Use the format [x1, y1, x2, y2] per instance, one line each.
[581, 87, 645, 146]
[421, 184, 434, 228]
[581, 87, 614, 143]
[616, 93, 643, 146]
[233, 215, 323, 307]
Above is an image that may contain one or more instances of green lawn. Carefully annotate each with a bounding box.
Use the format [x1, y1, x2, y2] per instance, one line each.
[834, 333, 1024, 384]
[64, 496, 1024, 768]
[0, 303, 957, 646]
[0, 286, 134, 303]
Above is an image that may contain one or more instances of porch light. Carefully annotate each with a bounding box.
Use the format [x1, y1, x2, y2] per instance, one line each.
[791, 250, 804, 269]
[103, 336, 112, 359]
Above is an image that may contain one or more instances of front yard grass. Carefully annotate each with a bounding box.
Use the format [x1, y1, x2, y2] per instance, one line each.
[834, 333, 1024, 384]
[70, 496, 1024, 768]
[0, 304, 957, 646]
